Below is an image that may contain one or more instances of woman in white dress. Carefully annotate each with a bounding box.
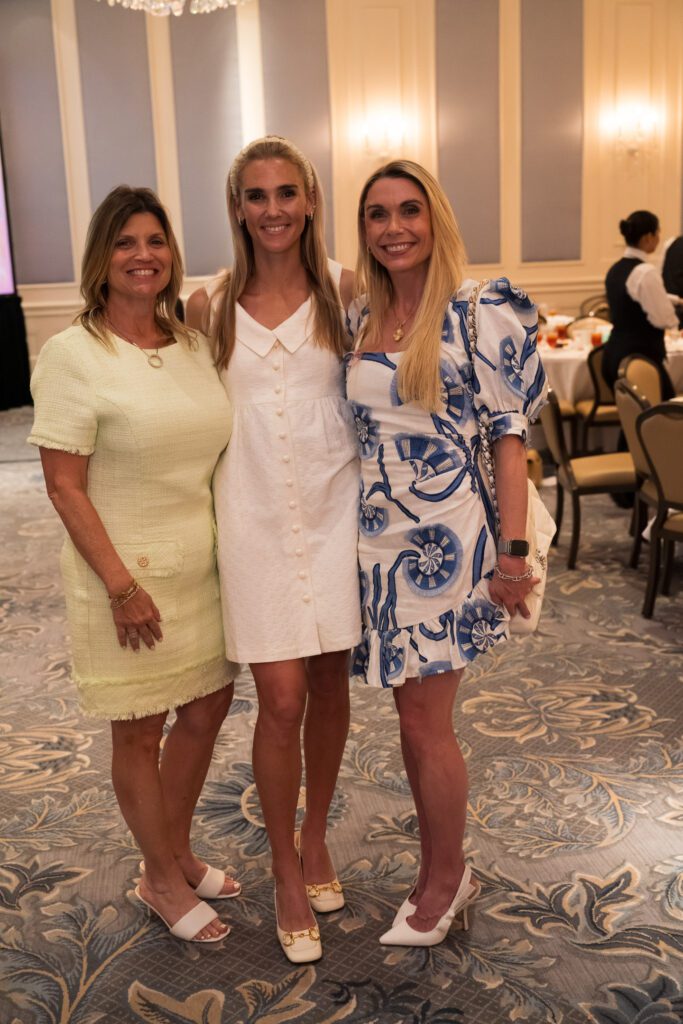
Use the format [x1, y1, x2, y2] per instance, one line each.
[346, 160, 546, 947]
[187, 137, 360, 963]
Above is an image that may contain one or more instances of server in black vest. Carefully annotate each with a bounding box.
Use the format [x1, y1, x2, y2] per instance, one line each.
[603, 210, 678, 399]
[663, 235, 683, 328]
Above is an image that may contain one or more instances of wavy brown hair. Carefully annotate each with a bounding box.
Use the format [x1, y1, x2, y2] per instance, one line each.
[212, 136, 346, 370]
[76, 185, 193, 349]
[356, 160, 467, 411]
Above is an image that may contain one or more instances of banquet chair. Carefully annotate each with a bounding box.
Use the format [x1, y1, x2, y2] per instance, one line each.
[614, 380, 655, 568]
[566, 316, 612, 339]
[540, 390, 636, 569]
[575, 345, 620, 452]
[636, 403, 683, 618]
[579, 294, 611, 319]
[618, 354, 662, 405]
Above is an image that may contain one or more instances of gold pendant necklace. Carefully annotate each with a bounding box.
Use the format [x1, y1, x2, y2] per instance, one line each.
[106, 319, 166, 368]
[392, 302, 419, 343]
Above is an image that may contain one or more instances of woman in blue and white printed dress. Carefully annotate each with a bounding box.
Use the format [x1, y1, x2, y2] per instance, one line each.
[346, 160, 547, 948]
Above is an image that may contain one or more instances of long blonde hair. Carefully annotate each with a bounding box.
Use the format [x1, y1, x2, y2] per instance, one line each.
[356, 160, 467, 411]
[213, 136, 346, 370]
[76, 185, 193, 349]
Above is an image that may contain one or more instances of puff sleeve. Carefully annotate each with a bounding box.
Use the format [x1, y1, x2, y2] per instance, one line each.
[27, 334, 98, 456]
[468, 277, 547, 442]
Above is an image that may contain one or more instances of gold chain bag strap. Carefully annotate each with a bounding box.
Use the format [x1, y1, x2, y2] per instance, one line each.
[466, 280, 554, 634]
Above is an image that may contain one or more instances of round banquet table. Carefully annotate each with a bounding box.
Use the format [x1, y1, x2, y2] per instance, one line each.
[532, 332, 683, 451]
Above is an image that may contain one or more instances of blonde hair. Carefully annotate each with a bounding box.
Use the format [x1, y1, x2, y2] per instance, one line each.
[356, 160, 467, 411]
[76, 185, 194, 350]
[213, 136, 346, 370]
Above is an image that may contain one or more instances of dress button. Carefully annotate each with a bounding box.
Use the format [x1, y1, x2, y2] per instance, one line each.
[272, 363, 280, 371]
[274, 340, 280, 348]
[286, 479, 293, 487]
[274, 385, 282, 394]
[278, 432, 286, 440]
[276, 407, 283, 416]
[288, 500, 297, 509]
[137, 555, 149, 568]
[292, 524, 301, 533]
[302, 594, 311, 602]
[282, 454, 290, 463]
[295, 548, 303, 556]
[298, 570, 306, 579]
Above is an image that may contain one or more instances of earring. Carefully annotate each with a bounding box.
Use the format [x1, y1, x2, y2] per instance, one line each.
[307, 211, 314, 222]
[238, 217, 245, 226]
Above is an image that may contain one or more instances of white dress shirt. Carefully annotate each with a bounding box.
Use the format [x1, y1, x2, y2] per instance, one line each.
[623, 246, 679, 330]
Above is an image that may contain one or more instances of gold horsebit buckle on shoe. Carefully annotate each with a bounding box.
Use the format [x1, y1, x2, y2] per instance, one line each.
[306, 881, 343, 897]
[282, 926, 320, 947]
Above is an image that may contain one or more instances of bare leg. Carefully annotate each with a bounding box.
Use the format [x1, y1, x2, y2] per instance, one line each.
[251, 659, 315, 933]
[394, 686, 432, 905]
[394, 670, 467, 932]
[299, 649, 350, 882]
[159, 683, 238, 894]
[111, 714, 227, 940]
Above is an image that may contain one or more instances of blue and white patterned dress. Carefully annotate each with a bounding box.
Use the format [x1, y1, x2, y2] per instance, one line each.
[345, 278, 547, 688]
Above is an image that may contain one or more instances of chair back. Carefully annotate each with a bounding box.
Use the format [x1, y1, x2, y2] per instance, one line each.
[636, 403, 683, 509]
[540, 391, 571, 471]
[614, 380, 651, 477]
[587, 345, 615, 404]
[566, 316, 611, 339]
[579, 293, 610, 319]
[618, 354, 662, 405]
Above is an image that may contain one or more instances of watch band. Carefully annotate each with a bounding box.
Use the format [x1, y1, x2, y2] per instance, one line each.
[497, 537, 529, 557]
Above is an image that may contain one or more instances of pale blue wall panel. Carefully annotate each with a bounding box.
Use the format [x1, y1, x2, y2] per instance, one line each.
[259, 0, 334, 254]
[521, 0, 583, 261]
[170, 10, 241, 277]
[436, 0, 500, 265]
[0, 0, 73, 283]
[75, 0, 157, 207]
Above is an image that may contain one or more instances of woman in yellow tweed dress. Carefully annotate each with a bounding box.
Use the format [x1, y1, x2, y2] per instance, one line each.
[29, 186, 239, 944]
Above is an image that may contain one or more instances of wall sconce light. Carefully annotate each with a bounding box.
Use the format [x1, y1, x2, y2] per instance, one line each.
[356, 106, 409, 159]
[600, 101, 662, 157]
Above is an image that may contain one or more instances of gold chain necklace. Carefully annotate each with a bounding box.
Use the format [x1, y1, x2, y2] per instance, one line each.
[391, 302, 419, 343]
[106, 319, 168, 369]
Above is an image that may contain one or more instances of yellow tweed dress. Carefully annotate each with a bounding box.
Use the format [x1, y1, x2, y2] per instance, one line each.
[28, 325, 238, 720]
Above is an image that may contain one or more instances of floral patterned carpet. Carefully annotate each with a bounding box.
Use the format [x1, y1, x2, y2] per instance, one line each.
[1, 407, 683, 1024]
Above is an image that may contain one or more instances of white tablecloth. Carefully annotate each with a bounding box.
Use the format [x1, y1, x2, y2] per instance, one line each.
[538, 337, 683, 404]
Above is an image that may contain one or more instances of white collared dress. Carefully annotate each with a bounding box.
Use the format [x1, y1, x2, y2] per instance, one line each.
[211, 260, 361, 663]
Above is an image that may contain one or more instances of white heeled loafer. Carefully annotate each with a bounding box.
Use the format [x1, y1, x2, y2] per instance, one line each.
[274, 890, 322, 963]
[295, 832, 345, 913]
[379, 865, 479, 947]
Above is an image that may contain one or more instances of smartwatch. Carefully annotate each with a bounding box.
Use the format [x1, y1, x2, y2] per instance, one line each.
[497, 538, 529, 557]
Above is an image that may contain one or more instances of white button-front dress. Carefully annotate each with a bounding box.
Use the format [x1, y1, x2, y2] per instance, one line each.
[212, 260, 362, 663]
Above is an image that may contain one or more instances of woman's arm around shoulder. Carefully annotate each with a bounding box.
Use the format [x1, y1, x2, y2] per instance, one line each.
[186, 287, 210, 333]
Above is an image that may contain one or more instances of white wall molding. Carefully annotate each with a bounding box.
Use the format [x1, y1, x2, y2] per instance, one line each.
[236, 0, 265, 145]
[145, 14, 185, 256]
[50, 0, 91, 282]
[326, 0, 437, 266]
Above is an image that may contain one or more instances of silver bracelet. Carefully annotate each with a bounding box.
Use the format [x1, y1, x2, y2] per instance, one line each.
[494, 563, 533, 583]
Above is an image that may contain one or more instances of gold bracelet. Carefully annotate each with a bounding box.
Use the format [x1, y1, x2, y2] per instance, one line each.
[110, 579, 139, 609]
[494, 563, 533, 583]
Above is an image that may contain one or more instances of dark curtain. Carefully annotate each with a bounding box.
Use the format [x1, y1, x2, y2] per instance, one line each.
[0, 294, 32, 410]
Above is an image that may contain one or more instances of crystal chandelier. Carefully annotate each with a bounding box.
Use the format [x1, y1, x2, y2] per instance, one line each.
[97, 0, 251, 14]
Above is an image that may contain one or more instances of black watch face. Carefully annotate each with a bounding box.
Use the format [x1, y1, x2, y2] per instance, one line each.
[509, 541, 529, 557]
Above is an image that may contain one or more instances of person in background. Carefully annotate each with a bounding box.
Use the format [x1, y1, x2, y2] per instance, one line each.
[187, 136, 359, 964]
[346, 159, 547, 948]
[29, 186, 239, 944]
[662, 234, 683, 328]
[603, 210, 679, 398]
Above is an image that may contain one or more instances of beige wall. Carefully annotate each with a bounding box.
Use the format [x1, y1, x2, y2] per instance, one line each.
[7, 0, 683, 362]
